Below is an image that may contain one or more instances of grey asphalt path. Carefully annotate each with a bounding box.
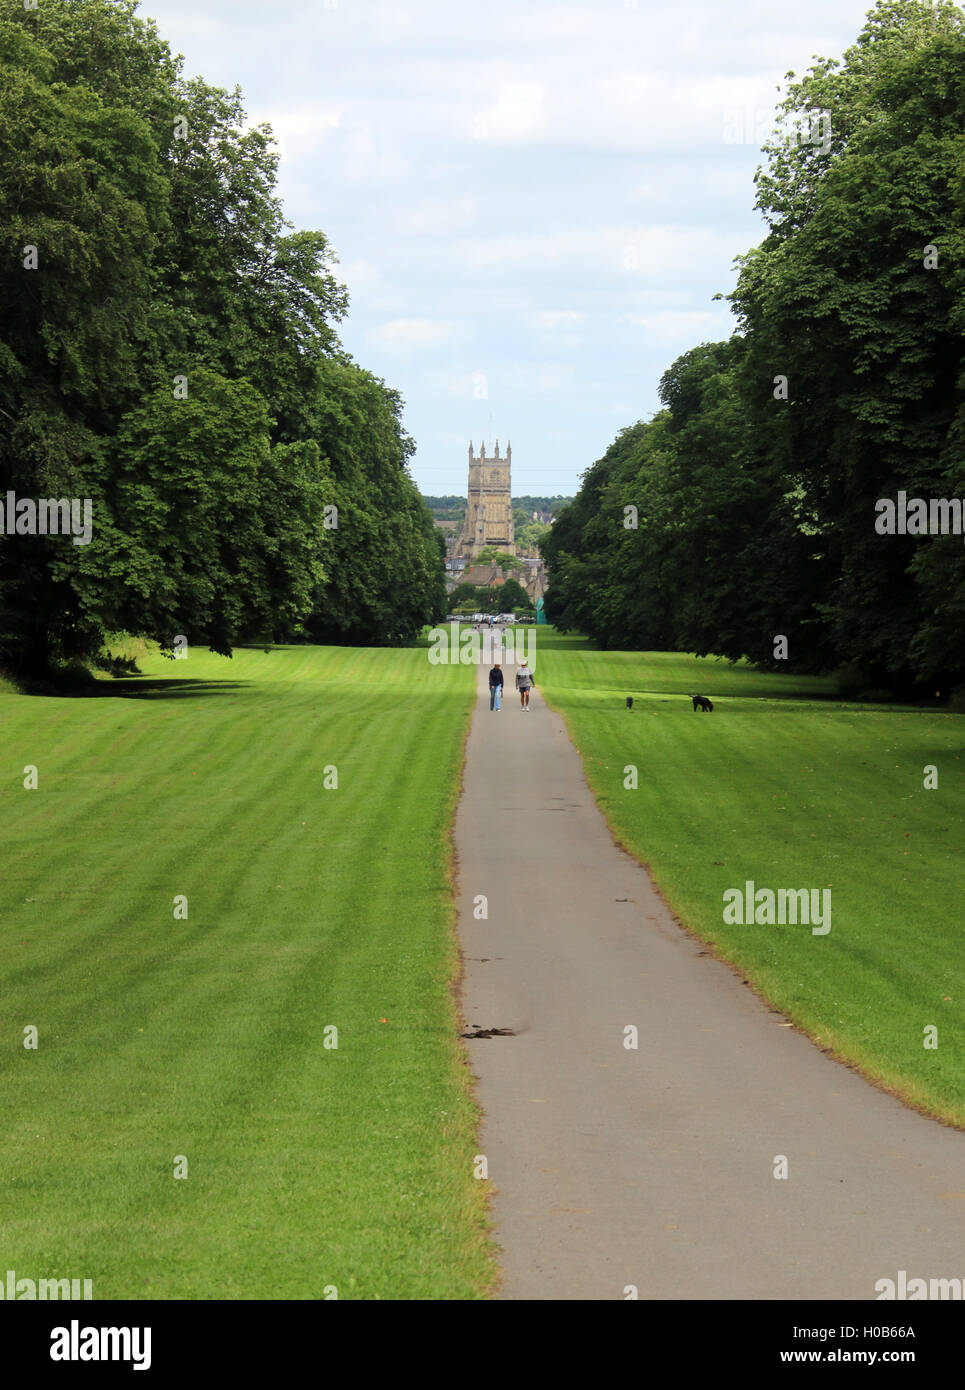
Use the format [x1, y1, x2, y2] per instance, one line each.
[455, 648, 964, 1300]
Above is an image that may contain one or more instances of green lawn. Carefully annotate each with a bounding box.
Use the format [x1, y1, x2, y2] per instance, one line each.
[536, 636, 965, 1127]
[0, 644, 491, 1299]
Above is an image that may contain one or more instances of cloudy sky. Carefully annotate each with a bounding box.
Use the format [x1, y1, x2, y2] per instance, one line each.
[142, 0, 875, 495]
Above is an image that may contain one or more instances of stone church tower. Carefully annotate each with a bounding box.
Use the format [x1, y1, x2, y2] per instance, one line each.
[457, 440, 515, 562]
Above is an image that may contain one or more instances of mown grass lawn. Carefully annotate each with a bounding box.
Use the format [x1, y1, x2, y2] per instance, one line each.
[536, 635, 965, 1127]
[0, 644, 490, 1298]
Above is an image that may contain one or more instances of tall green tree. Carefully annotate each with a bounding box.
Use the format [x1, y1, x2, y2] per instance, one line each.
[0, 0, 442, 674]
[547, 1, 965, 692]
[302, 360, 445, 645]
[732, 0, 965, 689]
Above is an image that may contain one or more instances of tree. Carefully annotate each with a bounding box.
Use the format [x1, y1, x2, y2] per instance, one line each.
[0, 2, 171, 671]
[449, 582, 481, 607]
[542, 423, 651, 644]
[731, 0, 965, 689]
[496, 578, 532, 612]
[515, 519, 551, 551]
[66, 371, 332, 654]
[474, 546, 523, 573]
[301, 360, 445, 644]
[0, 0, 443, 673]
[545, 1, 965, 691]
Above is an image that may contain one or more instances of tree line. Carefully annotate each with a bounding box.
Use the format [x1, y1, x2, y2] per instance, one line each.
[543, 0, 965, 698]
[0, 0, 446, 678]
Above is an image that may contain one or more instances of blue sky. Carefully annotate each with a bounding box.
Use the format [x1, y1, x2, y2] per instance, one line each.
[142, 0, 875, 495]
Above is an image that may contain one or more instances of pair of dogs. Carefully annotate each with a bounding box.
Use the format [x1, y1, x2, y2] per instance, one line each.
[624, 694, 714, 711]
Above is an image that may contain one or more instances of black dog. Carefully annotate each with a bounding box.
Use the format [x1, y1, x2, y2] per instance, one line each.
[691, 694, 714, 712]
[626, 696, 633, 709]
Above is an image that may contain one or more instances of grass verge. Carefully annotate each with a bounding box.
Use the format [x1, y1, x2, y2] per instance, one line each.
[0, 643, 492, 1298]
[536, 638, 965, 1128]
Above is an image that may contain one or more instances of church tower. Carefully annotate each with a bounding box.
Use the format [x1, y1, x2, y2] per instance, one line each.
[458, 440, 515, 562]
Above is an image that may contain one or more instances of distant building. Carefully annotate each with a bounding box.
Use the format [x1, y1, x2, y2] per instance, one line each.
[455, 441, 515, 562]
[447, 438, 547, 604]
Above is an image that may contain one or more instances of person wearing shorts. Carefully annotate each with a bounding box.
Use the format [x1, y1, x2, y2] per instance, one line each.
[516, 660, 534, 710]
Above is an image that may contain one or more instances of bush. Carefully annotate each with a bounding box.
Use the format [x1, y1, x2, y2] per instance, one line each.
[92, 650, 142, 678]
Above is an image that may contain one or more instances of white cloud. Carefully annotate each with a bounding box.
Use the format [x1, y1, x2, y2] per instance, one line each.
[394, 196, 479, 238]
[371, 3, 416, 39]
[162, 14, 225, 42]
[368, 319, 466, 354]
[473, 82, 548, 143]
[338, 258, 411, 314]
[249, 104, 343, 161]
[625, 309, 731, 343]
[341, 125, 412, 185]
[436, 225, 734, 280]
[443, 371, 489, 401]
[464, 69, 783, 154]
[441, 361, 577, 397]
[532, 311, 586, 329]
[530, 363, 578, 393]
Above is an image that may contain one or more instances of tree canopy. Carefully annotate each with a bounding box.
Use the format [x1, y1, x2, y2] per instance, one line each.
[544, 0, 965, 696]
[0, 0, 445, 675]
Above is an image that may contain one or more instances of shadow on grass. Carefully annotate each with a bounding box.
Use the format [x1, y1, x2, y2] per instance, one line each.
[75, 677, 251, 700]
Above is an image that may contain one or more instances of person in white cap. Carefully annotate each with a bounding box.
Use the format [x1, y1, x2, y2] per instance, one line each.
[515, 659, 535, 710]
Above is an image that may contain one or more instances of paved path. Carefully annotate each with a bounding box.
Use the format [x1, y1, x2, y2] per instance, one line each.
[455, 650, 964, 1300]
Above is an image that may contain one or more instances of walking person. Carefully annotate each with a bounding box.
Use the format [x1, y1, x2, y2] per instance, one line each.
[489, 662, 503, 711]
[516, 659, 535, 711]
